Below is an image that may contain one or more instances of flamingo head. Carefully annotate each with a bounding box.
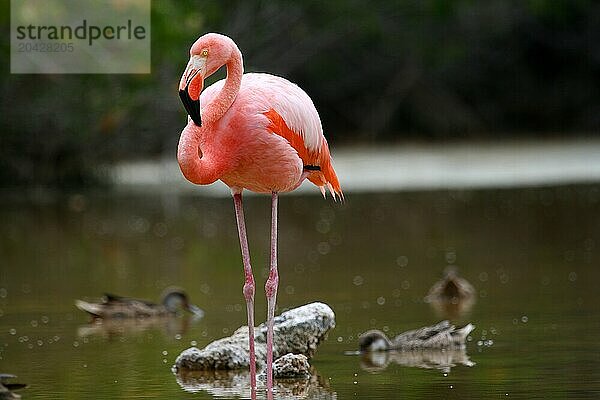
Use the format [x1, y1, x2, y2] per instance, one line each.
[179, 33, 237, 127]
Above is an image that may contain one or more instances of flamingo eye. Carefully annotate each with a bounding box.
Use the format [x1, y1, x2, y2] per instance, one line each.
[201, 49, 208, 56]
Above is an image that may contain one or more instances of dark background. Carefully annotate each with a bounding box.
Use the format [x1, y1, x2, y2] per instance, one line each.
[1, 0, 599, 186]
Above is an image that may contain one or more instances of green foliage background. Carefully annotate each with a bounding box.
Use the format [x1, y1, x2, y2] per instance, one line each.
[1, 0, 598, 186]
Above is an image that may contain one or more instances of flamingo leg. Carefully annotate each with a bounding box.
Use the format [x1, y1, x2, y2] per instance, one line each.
[233, 192, 257, 392]
[265, 192, 279, 393]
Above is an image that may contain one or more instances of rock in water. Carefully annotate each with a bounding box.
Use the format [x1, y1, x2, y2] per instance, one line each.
[272, 354, 311, 379]
[174, 302, 335, 370]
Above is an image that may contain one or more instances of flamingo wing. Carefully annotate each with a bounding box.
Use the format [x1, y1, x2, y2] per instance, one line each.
[200, 73, 342, 198]
[254, 74, 342, 199]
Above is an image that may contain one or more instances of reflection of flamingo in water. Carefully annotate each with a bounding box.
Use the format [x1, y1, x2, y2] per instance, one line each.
[175, 368, 336, 400]
[177, 32, 342, 394]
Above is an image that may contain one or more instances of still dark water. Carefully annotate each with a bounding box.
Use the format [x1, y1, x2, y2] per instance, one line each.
[1, 186, 599, 399]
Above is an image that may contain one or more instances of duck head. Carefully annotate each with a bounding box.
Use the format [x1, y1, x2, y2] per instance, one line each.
[161, 287, 204, 317]
[358, 330, 393, 352]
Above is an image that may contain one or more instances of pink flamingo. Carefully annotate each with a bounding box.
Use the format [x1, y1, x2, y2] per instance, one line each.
[177, 33, 342, 393]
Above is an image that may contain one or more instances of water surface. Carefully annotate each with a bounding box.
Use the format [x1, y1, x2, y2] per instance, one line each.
[1, 186, 599, 399]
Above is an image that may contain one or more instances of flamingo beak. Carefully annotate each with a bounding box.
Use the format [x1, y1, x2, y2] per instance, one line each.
[179, 55, 206, 127]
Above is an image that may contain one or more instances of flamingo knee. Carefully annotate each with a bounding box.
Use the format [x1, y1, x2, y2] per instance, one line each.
[265, 272, 278, 299]
[243, 276, 255, 301]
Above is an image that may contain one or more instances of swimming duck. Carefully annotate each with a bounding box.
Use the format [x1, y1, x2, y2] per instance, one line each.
[425, 266, 476, 317]
[426, 266, 476, 303]
[0, 374, 26, 400]
[75, 287, 204, 319]
[359, 320, 475, 352]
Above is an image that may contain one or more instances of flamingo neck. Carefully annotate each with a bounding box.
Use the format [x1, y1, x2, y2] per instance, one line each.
[177, 46, 243, 185]
[202, 49, 243, 124]
[177, 123, 220, 185]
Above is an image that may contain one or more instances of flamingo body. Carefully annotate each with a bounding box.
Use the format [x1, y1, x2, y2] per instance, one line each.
[178, 72, 341, 196]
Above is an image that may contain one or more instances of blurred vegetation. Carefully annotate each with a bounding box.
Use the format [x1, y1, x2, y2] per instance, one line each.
[1, 0, 599, 186]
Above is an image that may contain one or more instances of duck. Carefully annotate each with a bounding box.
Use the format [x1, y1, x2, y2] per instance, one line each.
[425, 266, 476, 317]
[0, 374, 26, 400]
[75, 287, 204, 319]
[358, 320, 475, 352]
[425, 266, 476, 303]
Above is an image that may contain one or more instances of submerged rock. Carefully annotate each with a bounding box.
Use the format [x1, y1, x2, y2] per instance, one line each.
[175, 302, 335, 370]
[272, 354, 311, 379]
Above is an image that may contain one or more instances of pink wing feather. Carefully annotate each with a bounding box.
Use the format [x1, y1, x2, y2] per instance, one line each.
[200, 73, 342, 198]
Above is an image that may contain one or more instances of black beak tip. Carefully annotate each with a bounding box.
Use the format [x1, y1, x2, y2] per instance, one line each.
[190, 113, 202, 127]
[179, 89, 202, 127]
